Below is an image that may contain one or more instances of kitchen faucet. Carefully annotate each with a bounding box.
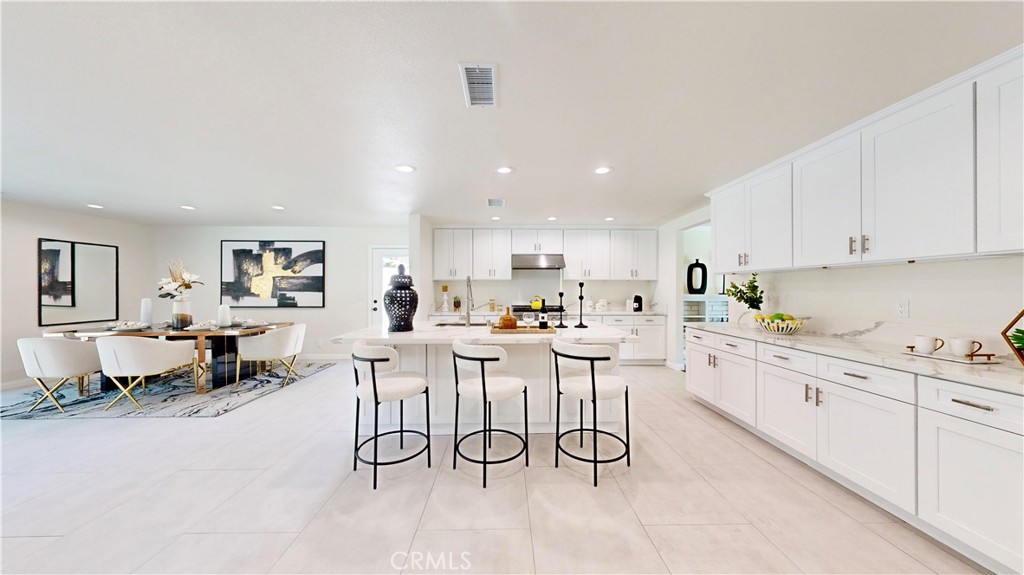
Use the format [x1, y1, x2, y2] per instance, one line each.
[465, 276, 474, 326]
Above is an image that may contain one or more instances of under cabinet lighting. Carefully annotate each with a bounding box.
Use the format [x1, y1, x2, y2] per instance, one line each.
[394, 165, 417, 173]
[86, 204, 104, 209]
[594, 166, 612, 175]
[180, 205, 196, 210]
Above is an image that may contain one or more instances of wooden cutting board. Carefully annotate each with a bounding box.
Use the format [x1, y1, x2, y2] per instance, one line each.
[490, 326, 557, 334]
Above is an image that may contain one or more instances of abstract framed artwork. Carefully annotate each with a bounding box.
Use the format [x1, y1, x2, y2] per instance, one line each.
[220, 240, 325, 308]
[39, 239, 75, 307]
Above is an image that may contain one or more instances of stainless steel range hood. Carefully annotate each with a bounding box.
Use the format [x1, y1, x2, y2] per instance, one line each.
[511, 254, 566, 270]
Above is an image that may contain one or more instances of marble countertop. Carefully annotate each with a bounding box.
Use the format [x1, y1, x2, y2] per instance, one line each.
[429, 310, 666, 317]
[686, 323, 1024, 396]
[333, 322, 638, 346]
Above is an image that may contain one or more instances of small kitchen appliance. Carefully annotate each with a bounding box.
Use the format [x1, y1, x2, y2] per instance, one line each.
[633, 294, 643, 312]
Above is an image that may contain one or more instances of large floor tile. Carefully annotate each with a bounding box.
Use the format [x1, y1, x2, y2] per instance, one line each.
[526, 467, 667, 574]
[1, 472, 90, 510]
[1, 537, 61, 573]
[402, 529, 535, 574]
[135, 532, 297, 574]
[646, 524, 802, 574]
[866, 522, 983, 574]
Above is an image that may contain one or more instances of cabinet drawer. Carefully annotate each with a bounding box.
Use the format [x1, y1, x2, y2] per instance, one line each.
[817, 355, 915, 404]
[758, 343, 816, 376]
[715, 335, 756, 359]
[685, 329, 713, 346]
[635, 315, 666, 326]
[919, 376, 1023, 435]
[603, 316, 633, 327]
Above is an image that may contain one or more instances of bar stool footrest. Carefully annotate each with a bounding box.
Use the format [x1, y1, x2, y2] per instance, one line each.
[356, 429, 430, 466]
[455, 428, 526, 465]
[556, 428, 628, 465]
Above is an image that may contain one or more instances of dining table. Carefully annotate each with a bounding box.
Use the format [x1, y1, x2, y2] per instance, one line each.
[72, 322, 295, 393]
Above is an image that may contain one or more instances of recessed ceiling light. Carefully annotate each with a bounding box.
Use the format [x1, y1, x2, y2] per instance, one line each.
[491, 216, 501, 221]
[547, 216, 558, 221]
[594, 166, 612, 175]
[272, 205, 285, 210]
[394, 165, 416, 173]
[86, 204, 103, 209]
[180, 205, 196, 210]
[605, 217, 615, 221]
[496, 166, 514, 174]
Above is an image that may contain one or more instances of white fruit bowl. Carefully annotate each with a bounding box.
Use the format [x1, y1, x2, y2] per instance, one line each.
[756, 318, 805, 335]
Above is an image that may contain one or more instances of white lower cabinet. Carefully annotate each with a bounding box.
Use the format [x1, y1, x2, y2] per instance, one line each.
[605, 315, 666, 363]
[918, 407, 1024, 573]
[714, 351, 756, 426]
[756, 363, 817, 459]
[816, 379, 916, 513]
[684, 342, 716, 403]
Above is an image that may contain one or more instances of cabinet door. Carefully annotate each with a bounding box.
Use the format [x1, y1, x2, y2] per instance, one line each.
[977, 57, 1024, 254]
[633, 325, 665, 360]
[586, 230, 611, 280]
[747, 164, 793, 270]
[793, 133, 863, 267]
[756, 363, 817, 459]
[634, 230, 658, 280]
[712, 184, 747, 273]
[715, 351, 756, 426]
[816, 380, 916, 513]
[511, 230, 538, 254]
[609, 230, 634, 280]
[563, 230, 587, 280]
[684, 343, 716, 403]
[472, 229, 493, 279]
[433, 229, 454, 280]
[491, 229, 512, 279]
[451, 229, 473, 280]
[919, 408, 1023, 573]
[537, 230, 564, 254]
[862, 83, 975, 261]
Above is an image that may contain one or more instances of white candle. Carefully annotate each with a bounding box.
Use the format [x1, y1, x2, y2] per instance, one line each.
[140, 298, 152, 325]
[559, 268, 563, 293]
[217, 304, 232, 327]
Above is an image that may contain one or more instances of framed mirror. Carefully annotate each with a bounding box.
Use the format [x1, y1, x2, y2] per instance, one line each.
[38, 238, 119, 326]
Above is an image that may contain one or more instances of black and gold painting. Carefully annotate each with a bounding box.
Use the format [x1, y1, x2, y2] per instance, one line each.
[39, 239, 75, 307]
[220, 241, 325, 308]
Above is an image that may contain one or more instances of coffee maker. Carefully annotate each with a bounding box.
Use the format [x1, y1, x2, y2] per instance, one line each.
[632, 294, 643, 312]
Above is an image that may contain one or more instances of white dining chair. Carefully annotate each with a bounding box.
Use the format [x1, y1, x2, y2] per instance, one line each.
[96, 337, 197, 410]
[17, 338, 102, 413]
[235, 324, 306, 389]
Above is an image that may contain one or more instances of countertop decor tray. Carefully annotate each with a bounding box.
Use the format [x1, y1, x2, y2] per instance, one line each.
[902, 351, 1003, 365]
[490, 326, 557, 334]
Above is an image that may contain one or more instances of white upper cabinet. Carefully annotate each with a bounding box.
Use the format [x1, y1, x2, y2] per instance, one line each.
[862, 83, 975, 261]
[433, 229, 473, 280]
[610, 230, 658, 280]
[511, 229, 564, 254]
[977, 56, 1024, 254]
[711, 165, 792, 273]
[793, 132, 863, 267]
[563, 230, 610, 280]
[472, 229, 512, 280]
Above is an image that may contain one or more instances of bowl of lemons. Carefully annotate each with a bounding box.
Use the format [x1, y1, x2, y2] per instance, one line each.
[754, 312, 805, 335]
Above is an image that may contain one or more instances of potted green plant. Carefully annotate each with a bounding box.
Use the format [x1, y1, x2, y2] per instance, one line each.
[725, 273, 764, 311]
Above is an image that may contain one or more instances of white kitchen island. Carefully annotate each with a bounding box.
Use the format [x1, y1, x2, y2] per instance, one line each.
[331, 323, 636, 434]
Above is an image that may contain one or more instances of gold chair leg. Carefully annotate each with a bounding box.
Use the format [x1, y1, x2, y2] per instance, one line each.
[29, 377, 69, 413]
[234, 355, 242, 390]
[280, 355, 298, 387]
[193, 358, 202, 394]
[104, 376, 144, 411]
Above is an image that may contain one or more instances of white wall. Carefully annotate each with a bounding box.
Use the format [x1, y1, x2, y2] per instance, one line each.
[1, 201, 154, 387]
[655, 206, 712, 369]
[150, 224, 407, 358]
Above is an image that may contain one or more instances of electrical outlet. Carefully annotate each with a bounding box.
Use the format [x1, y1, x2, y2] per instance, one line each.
[896, 299, 910, 319]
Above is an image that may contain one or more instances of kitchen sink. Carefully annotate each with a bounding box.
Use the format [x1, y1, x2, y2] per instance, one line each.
[434, 322, 488, 327]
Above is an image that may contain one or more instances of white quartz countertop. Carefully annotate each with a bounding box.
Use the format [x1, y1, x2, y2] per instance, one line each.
[686, 323, 1024, 396]
[429, 310, 666, 317]
[333, 322, 638, 346]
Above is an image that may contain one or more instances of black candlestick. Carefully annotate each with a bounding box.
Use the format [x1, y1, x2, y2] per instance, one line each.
[556, 291, 567, 328]
[575, 282, 588, 328]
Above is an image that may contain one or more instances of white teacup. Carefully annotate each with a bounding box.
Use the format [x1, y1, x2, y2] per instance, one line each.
[950, 338, 983, 358]
[914, 335, 945, 355]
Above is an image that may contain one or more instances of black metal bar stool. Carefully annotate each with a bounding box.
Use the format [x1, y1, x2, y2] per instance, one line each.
[351, 340, 431, 489]
[552, 339, 630, 486]
[452, 339, 529, 488]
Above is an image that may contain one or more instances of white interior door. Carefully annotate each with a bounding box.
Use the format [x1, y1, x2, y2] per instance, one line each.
[369, 247, 409, 329]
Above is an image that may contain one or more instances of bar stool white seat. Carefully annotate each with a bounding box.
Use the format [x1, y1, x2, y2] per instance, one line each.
[17, 338, 101, 413]
[351, 340, 431, 490]
[552, 339, 631, 486]
[452, 339, 529, 488]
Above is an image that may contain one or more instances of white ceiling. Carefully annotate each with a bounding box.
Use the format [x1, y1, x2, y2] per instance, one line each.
[3, 2, 1021, 227]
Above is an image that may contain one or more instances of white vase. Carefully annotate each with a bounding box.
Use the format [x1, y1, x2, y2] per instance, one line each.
[171, 297, 193, 330]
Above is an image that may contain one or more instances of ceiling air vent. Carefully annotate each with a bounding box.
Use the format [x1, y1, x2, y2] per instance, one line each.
[460, 63, 496, 107]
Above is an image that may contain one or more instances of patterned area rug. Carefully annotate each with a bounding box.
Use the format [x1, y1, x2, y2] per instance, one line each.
[1, 362, 335, 419]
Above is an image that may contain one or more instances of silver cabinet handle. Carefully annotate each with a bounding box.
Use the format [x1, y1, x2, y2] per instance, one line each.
[848, 236, 856, 255]
[773, 354, 790, 360]
[707, 353, 713, 367]
[725, 342, 738, 348]
[738, 253, 742, 266]
[861, 234, 870, 253]
[804, 383, 812, 403]
[692, 335, 703, 340]
[842, 372, 868, 380]
[815, 387, 823, 406]
[744, 253, 749, 266]
[951, 398, 995, 412]
[713, 355, 718, 368]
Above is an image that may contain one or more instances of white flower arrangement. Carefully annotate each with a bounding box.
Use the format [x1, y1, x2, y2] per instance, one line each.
[158, 259, 204, 299]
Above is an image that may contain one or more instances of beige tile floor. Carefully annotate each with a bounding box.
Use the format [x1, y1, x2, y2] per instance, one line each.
[1, 364, 984, 574]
